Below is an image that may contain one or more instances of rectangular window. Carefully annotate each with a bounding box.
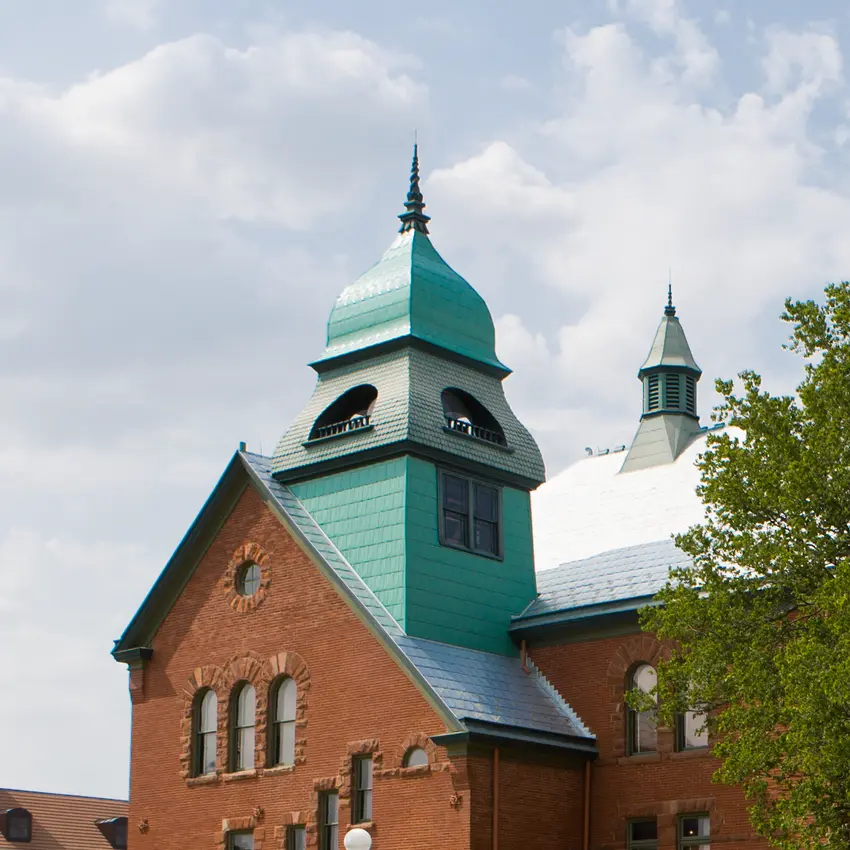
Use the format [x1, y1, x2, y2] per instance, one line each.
[440, 472, 501, 557]
[677, 710, 708, 750]
[228, 833, 254, 850]
[319, 792, 339, 850]
[286, 826, 306, 850]
[679, 814, 710, 849]
[353, 756, 374, 823]
[628, 820, 658, 849]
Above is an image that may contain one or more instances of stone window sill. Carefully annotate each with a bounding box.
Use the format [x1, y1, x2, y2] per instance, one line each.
[186, 773, 221, 787]
[222, 769, 259, 783]
[617, 752, 662, 765]
[668, 747, 712, 761]
[263, 764, 296, 777]
[350, 821, 375, 832]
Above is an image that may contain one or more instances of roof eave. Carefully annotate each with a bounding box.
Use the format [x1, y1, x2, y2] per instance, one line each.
[431, 719, 597, 757]
[510, 595, 662, 636]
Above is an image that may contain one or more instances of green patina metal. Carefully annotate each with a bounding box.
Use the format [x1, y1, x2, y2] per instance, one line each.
[311, 148, 507, 377]
[274, 147, 544, 654]
[621, 288, 703, 473]
[291, 455, 535, 655]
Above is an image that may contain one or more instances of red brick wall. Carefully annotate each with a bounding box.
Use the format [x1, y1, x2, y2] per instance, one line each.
[127, 485, 469, 850]
[530, 633, 768, 850]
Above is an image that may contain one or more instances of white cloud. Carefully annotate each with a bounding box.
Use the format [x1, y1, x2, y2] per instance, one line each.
[428, 15, 850, 473]
[103, 0, 161, 31]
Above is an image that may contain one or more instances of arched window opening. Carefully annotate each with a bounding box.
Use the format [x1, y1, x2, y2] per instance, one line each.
[441, 388, 506, 447]
[309, 385, 377, 441]
[403, 747, 429, 768]
[3, 808, 32, 843]
[627, 663, 658, 755]
[270, 677, 297, 767]
[194, 689, 218, 776]
[231, 683, 256, 771]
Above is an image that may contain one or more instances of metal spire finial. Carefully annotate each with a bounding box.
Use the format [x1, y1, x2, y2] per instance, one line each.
[398, 143, 431, 235]
[665, 274, 676, 316]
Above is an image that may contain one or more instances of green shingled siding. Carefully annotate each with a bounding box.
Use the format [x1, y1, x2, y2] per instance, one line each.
[290, 459, 407, 623]
[403, 456, 536, 655]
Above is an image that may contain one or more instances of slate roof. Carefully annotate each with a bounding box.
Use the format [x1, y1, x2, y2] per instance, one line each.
[516, 539, 691, 625]
[271, 347, 545, 487]
[314, 228, 508, 375]
[242, 452, 591, 747]
[0, 788, 127, 850]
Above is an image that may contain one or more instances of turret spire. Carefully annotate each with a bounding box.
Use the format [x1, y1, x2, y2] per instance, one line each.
[398, 144, 431, 235]
[665, 278, 675, 316]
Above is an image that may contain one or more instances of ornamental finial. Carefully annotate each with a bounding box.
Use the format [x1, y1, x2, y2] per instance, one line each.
[665, 277, 676, 317]
[398, 143, 431, 235]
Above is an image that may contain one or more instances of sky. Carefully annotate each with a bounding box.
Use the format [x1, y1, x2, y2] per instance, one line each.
[2, 0, 850, 800]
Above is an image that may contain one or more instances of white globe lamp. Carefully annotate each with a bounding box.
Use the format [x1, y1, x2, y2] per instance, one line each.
[343, 828, 372, 850]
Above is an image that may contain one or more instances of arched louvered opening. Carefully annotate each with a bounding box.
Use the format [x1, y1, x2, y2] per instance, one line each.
[665, 374, 681, 410]
[685, 376, 697, 415]
[646, 375, 660, 412]
[441, 388, 506, 447]
[309, 385, 377, 441]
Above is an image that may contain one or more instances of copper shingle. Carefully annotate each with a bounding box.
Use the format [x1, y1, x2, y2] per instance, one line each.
[0, 789, 127, 850]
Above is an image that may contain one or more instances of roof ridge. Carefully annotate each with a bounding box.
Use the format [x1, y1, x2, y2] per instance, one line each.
[0, 788, 128, 803]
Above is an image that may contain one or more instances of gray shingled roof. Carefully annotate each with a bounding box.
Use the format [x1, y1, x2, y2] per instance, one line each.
[516, 539, 691, 622]
[242, 451, 590, 745]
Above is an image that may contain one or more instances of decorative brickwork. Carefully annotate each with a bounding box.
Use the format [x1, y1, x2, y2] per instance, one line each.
[222, 541, 272, 613]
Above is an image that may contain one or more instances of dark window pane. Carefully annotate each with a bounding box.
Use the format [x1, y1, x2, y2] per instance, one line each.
[238, 563, 261, 596]
[474, 484, 498, 521]
[202, 731, 217, 774]
[474, 519, 498, 554]
[444, 511, 468, 547]
[443, 475, 468, 512]
[8, 817, 30, 840]
[631, 820, 658, 841]
[287, 827, 306, 850]
[230, 833, 254, 850]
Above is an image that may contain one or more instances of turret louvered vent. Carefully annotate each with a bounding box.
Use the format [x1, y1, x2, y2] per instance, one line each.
[685, 376, 696, 414]
[647, 375, 660, 411]
[666, 374, 681, 409]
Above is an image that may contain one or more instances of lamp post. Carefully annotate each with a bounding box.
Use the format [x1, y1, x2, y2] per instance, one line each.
[343, 828, 372, 850]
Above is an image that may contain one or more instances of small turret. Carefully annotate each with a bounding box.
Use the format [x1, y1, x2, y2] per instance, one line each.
[620, 288, 702, 473]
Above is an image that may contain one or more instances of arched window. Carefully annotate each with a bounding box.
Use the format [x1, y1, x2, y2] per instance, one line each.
[3, 808, 32, 842]
[627, 663, 658, 755]
[403, 747, 429, 768]
[441, 388, 506, 447]
[194, 689, 218, 776]
[270, 677, 297, 767]
[309, 385, 377, 440]
[231, 683, 256, 771]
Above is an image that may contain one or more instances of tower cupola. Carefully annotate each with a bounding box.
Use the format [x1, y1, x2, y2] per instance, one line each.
[621, 287, 703, 473]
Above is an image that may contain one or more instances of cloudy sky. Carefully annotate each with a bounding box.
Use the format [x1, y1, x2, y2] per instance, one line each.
[2, 0, 849, 799]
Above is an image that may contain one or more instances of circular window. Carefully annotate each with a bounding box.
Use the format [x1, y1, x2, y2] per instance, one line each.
[403, 747, 429, 768]
[237, 562, 261, 597]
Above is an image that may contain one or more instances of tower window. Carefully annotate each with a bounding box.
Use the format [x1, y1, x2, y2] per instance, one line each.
[685, 376, 696, 414]
[440, 472, 501, 557]
[647, 375, 660, 411]
[309, 385, 377, 441]
[441, 388, 506, 447]
[665, 374, 681, 409]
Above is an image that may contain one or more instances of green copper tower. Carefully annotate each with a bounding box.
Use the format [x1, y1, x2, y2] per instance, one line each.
[620, 286, 702, 473]
[272, 147, 545, 654]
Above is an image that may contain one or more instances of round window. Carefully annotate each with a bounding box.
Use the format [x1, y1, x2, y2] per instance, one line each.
[237, 562, 261, 597]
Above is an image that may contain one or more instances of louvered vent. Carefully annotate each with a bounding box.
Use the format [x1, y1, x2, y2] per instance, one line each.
[666, 374, 681, 409]
[685, 376, 696, 414]
[647, 375, 660, 411]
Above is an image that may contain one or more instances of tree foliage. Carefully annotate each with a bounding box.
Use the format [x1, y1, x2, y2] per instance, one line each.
[641, 282, 850, 849]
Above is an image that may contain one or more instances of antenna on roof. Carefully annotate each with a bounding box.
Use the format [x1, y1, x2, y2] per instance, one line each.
[398, 143, 431, 235]
[665, 270, 676, 317]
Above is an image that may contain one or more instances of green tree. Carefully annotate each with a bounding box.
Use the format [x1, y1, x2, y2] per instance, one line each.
[641, 282, 850, 849]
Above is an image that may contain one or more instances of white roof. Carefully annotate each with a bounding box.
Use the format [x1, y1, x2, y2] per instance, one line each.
[532, 430, 718, 571]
